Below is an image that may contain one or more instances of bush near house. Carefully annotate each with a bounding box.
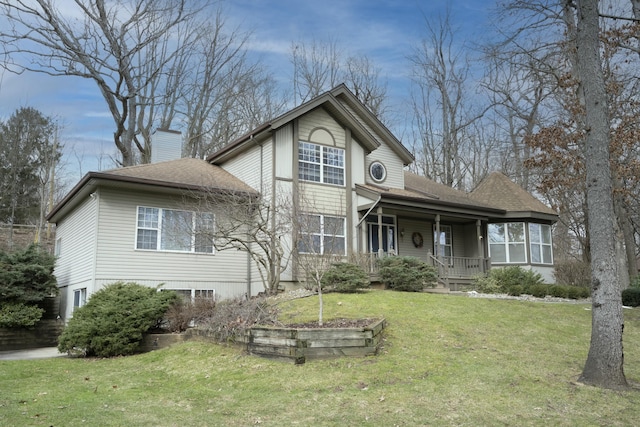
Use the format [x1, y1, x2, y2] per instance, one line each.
[0, 244, 57, 327]
[475, 266, 590, 299]
[474, 266, 545, 294]
[378, 256, 437, 292]
[58, 282, 178, 357]
[321, 262, 370, 293]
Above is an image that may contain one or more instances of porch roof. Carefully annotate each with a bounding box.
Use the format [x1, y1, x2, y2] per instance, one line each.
[356, 176, 505, 219]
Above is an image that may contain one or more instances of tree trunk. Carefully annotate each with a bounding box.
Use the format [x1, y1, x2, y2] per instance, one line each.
[573, 0, 627, 389]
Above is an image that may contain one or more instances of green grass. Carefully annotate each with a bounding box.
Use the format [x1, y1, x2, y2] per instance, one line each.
[1, 290, 639, 426]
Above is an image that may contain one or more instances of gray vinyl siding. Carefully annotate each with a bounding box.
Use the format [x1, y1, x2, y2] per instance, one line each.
[53, 195, 97, 290]
[219, 140, 271, 193]
[299, 108, 346, 148]
[365, 141, 405, 189]
[397, 219, 433, 261]
[274, 124, 293, 180]
[92, 188, 250, 299]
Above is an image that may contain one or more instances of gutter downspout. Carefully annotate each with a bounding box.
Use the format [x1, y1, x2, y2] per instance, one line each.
[356, 195, 382, 254]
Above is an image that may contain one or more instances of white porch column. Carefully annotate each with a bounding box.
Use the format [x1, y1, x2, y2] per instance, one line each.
[377, 207, 384, 257]
[435, 214, 441, 258]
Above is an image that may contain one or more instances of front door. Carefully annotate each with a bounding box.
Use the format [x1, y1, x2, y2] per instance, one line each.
[368, 215, 396, 255]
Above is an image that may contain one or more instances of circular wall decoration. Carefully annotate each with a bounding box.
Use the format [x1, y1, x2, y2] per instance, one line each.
[369, 161, 387, 183]
[412, 232, 424, 248]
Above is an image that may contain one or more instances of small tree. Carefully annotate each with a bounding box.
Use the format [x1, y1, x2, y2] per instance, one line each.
[58, 282, 177, 357]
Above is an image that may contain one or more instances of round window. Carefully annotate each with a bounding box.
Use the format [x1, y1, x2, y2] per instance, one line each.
[369, 161, 386, 182]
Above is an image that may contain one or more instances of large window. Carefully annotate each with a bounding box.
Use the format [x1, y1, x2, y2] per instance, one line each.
[488, 222, 526, 263]
[136, 206, 214, 253]
[298, 214, 346, 255]
[298, 141, 345, 185]
[529, 223, 553, 264]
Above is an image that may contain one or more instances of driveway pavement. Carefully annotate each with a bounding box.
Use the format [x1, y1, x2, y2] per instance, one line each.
[0, 347, 66, 361]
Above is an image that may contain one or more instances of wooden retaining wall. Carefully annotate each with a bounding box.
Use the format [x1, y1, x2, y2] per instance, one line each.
[140, 319, 386, 364]
[247, 318, 386, 364]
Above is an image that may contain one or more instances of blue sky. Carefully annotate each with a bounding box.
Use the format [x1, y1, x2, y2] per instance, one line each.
[0, 0, 496, 183]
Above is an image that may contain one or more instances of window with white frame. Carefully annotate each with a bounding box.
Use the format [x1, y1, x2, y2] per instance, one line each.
[298, 214, 346, 255]
[434, 225, 453, 258]
[298, 141, 345, 185]
[529, 223, 553, 264]
[488, 222, 526, 263]
[136, 206, 214, 253]
[73, 288, 87, 309]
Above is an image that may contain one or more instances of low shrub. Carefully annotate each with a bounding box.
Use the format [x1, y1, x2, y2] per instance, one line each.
[321, 263, 370, 293]
[528, 284, 549, 298]
[0, 302, 44, 328]
[622, 288, 640, 307]
[507, 285, 524, 296]
[58, 282, 178, 357]
[473, 266, 545, 294]
[199, 296, 278, 342]
[549, 285, 569, 299]
[378, 256, 437, 292]
[164, 296, 217, 332]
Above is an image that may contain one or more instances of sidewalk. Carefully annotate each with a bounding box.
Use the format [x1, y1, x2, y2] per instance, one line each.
[0, 347, 66, 361]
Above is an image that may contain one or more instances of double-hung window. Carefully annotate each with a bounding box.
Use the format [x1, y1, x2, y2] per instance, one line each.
[298, 214, 346, 255]
[434, 225, 453, 258]
[136, 206, 214, 253]
[298, 141, 345, 185]
[73, 288, 87, 310]
[529, 223, 553, 264]
[488, 222, 526, 263]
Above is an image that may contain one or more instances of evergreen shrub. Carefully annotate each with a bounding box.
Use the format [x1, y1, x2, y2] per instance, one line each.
[507, 285, 524, 296]
[0, 244, 57, 304]
[473, 266, 545, 294]
[0, 302, 44, 328]
[58, 282, 177, 357]
[321, 263, 370, 293]
[378, 256, 437, 292]
[622, 288, 640, 307]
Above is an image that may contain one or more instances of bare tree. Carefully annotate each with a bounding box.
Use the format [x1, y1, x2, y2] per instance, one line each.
[0, 0, 208, 166]
[186, 188, 293, 296]
[571, 0, 627, 389]
[289, 39, 390, 121]
[409, 9, 488, 190]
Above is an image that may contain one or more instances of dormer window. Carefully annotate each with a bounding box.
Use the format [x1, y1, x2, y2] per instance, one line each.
[298, 141, 345, 186]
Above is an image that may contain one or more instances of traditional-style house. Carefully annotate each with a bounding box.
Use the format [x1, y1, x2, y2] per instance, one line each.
[47, 85, 557, 320]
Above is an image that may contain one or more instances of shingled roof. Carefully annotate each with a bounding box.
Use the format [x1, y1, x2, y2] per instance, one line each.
[47, 158, 256, 222]
[98, 158, 256, 193]
[403, 172, 497, 209]
[470, 172, 557, 218]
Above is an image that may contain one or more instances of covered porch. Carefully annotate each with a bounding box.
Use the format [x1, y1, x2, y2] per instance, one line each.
[354, 181, 505, 290]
